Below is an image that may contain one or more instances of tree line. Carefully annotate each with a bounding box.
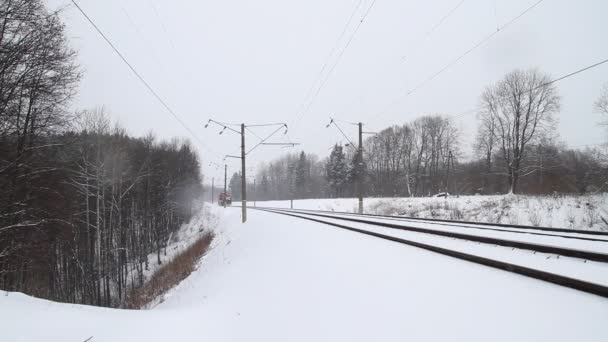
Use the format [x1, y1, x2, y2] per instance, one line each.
[237, 69, 607, 200]
[1, 0, 204, 306]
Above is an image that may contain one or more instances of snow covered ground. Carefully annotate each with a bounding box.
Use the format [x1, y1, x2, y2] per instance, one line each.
[275, 209, 608, 286]
[2, 205, 608, 341]
[256, 194, 608, 231]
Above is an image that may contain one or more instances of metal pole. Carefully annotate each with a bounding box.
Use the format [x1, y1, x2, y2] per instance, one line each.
[241, 123, 247, 223]
[223, 164, 227, 208]
[253, 178, 256, 208]
[539, 145, 543, 187]
[211, 177, 214, 204]
[451, 151, 456, 195]
[358, 122, 363, 214]
[446, 150, 452, 194]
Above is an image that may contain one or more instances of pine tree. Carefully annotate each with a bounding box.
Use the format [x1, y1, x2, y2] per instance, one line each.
[326, 144, 348, 197]
[349, 148, 367, 197]
[229, 172, 242, 200]
[295, 151, 308, 198]
[260, 174, 269, 200]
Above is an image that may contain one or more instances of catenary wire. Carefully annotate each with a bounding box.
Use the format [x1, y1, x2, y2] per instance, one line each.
[450, 57, 608, 120]
[339, 0, 466, 120]
[295, 0, 365, 119]
[377, 0, 545, 120]
[70, 0, 223, 161]
[293, 0, 379, 130]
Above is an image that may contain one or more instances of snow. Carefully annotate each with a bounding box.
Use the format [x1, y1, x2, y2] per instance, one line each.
[284, 209, 608, 254]
[275, 209, 608, 286]
[256, 194, 608, 231]
[141, 202, 218, 285]
[2, 205, 608, 341]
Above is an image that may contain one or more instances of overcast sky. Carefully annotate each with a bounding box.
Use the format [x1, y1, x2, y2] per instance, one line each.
[47, 0, 608, 181]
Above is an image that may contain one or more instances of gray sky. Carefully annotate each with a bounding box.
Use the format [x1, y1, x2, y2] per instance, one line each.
[48, 0, 608, 181]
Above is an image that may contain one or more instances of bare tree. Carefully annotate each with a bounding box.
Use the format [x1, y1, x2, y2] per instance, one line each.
[593, 83, 608, 163]
[475, 107, 496, 171]
[0, 0, 80, 147]
[478, 68, 560, 194]
[364, 115, 459, 197]
[595, 83, 608, 124]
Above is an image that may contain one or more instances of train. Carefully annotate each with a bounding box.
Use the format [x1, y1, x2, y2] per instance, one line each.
[218, 192, 232, 206]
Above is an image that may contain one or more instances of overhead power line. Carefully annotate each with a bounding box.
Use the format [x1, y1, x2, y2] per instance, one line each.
[293, 0, 379, 129]
[429, 0, 466, 35]
[296, 0, 364, 116]
[146, 0, 176, 49]
[410, 0, 544, 95]
[70, 0, 222, 160]
[528, 58, 608, 93]
[339, 0, 466, 119]
[401, 0, 466, 62]
[451, 57, 608, 120]
[378, 0, 545, 119]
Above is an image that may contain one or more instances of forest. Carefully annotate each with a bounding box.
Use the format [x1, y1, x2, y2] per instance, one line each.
[0, 0, 203, 306]
[233, 71, 608, 201]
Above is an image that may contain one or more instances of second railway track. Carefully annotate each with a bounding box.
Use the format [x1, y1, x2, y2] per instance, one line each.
[249, 206, 608, 299]
[254, 207, 608, 262]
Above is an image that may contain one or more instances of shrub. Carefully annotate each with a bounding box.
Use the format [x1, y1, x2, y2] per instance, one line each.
[125, 232, 214, 309]
[529, 211, 542, 227]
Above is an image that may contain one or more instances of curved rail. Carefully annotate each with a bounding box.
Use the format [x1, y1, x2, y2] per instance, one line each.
[267, 207, 608, 243]
[254, 205, 608, 236]
[253, 207, 608, 262]
[252, 207, 608, 299]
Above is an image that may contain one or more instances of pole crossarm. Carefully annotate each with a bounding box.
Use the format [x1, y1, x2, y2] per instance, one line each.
[326, 117, 357, 150]
[204, 119, 295, 223]
[246, 123, 288, 155]
[245, 123, 288, 127]
[208, 161, 222, 169]
[205, 119, 242, 135]
[245, 127, 264, 141]
[260, 143, 301, 146]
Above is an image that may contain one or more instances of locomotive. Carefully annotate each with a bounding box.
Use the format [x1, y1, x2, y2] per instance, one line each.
[218, 192, 232, 206]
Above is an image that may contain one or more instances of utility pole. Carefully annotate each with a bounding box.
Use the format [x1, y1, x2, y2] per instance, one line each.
[358, 122, 363, 214]
[326, 118, 375, 215]
[540, 152, 543, 186]
[211, 177, 214, 204]
[205, 119, 293, 223]
[446, 150, 452, 194]
[253, 177, 257, 208]
[223, 164, 227, 209]
[241, 123, 247, 223]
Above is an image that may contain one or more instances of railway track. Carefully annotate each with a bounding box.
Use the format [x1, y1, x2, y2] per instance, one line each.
[249, 206, 608, 299]
[257, 207, 608, 261]
[270, 207, 608, 240]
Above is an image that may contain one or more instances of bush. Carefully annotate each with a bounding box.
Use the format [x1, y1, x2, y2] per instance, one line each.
[125, 232, 214, 309]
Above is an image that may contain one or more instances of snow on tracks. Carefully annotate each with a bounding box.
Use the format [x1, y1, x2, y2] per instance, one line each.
[252, 207, 608, 298]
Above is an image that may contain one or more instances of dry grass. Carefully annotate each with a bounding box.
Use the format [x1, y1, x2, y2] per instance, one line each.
[125, 232, 214, 309]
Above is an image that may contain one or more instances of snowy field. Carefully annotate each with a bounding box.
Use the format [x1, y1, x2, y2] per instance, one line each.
[255, 194, 608, 231]
[2, 204, 608, 341]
